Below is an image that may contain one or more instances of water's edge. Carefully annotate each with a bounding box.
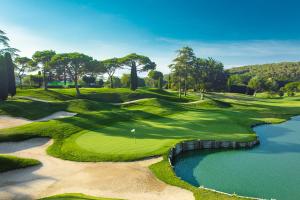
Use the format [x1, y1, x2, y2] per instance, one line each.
[168, 123, 268, 200]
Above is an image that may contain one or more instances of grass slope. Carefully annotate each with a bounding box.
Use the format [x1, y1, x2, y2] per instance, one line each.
[17, 88, 197, 103]
[1, 89, 300, 199]
[0, 154, 41, 172]
[40, 193, 122, 200]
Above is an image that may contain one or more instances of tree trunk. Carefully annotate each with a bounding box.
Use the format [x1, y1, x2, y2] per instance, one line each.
[253, 90, 257, 97]
[19, 78, 23, 89]
[63, 69, 67, 86]
[130, 63, 138, 91]
[43, 70, 48, 91]
[75, 74, 80, 96]
[178, 76, 181, 98]
[184, 74, 187, 96]
[110, 76, 113, 88]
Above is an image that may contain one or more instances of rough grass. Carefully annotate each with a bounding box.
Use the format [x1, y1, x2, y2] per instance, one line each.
[39, 193, 123, 200]
[0, 154, 41, 172]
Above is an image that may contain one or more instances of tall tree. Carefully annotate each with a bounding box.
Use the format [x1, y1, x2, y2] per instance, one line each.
[170, 47, 195, 96]
[148, 70, 164, 88]
[0, 55, 8, 100]
[32, 50, 56, 90]
[248, 76, 264, 96]
[5, 53, 16, 97]
[51, 53, 94, 96]
[103, 58, 121, 88]
[0, 30, 19, 56]
[14, 57, 33, 89]
[49, 53, 70, 85]
[119, 53, 156, 90]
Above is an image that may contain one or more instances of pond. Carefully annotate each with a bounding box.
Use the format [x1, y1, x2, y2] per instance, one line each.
[174, 116, 300, 200]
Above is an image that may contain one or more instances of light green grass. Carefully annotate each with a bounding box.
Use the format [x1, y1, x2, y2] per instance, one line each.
[39, 193, 123, 200]
[1, 89, 300, 199]
[0, 154, 41, 172]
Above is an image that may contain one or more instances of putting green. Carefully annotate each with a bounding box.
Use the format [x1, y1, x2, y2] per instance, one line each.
[67, 111, 254, 160]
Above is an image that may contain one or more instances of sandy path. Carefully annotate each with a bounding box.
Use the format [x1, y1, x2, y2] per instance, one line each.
[0, 138, 193, 200]
[0, 111, 77, 129]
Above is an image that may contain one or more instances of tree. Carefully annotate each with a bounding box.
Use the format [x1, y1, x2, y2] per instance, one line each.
[103, 58, 121, 88]
[14, 57, 33, 89]
[0, 30, 19, 57]
[5, 53, 16, 97]
[121, 74, 131, 88]
[170, 47, 195, 97]
[62, 53, 94, 96]
[119, 53, 156, 90]
[82, 75, 96, 86]
[148, 70, 164, 88]
[32, 50, 56, 90]
[248, 76, 264, 96]
[0, 55, 8, 100]
[49, 53, 70, 86]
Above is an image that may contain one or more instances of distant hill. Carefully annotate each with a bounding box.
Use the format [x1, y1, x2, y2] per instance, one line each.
[226, 61, 300, 82]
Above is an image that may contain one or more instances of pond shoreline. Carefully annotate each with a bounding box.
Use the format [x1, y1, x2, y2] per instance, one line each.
[167, 117, 300, 200]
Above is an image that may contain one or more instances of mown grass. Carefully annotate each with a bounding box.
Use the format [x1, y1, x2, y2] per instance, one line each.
[17, 87, 197, 103]
[39, 193, 123, 200]
[0, 154, 41, 172]
[1, 89, 300, 199]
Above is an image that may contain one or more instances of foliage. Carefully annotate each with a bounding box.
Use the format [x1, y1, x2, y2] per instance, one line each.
[103, 58, 121, 88]
[148, 70, 164, 88]
[32, 50, 56, 90]
[15, 56, 33, 88]
[119, 53, 156, 90]
[0, 154, 40, 172]
[5, 53, 16, 97]
[227, 62, 300, 83]
[0, 55, 8, 100]
[284, 82, 300, 96]
[82, 75, 96, 86]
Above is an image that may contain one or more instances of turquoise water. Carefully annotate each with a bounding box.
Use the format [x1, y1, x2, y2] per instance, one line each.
[174, 116, 300, 200]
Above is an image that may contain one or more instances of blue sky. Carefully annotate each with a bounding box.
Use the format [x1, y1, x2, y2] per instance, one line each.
[1, 0, 300, 74]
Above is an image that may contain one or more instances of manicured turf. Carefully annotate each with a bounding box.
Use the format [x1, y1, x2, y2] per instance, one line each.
[1, 88, 300, 199]
[17, 87, 197, 103]
[0, 154, 41, 172]
[39, 193, 122, 200]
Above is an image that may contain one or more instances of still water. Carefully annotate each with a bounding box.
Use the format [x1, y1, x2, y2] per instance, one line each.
[174, 116, 300, 200]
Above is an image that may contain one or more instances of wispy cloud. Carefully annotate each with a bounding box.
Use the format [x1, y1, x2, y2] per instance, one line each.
[3, 22, 300, 77]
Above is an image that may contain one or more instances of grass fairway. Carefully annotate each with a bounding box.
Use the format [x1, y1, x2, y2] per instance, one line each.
[1, 88, 300, 200]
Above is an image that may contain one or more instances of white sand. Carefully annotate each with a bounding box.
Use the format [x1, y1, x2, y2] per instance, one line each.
[0, 138, 194, 200]
[0, 111, 77, 129]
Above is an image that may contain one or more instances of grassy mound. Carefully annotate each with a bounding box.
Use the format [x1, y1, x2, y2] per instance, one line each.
[185, 98, 231, 108]
[0, 154, 41, 172]
[17, 88, 196, 103]
[39, 193, 122, 200]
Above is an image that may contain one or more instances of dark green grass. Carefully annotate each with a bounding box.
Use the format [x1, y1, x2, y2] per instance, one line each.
[39, 193, 123, 200]
[17, 88, 196, 103]
[0, 154, 41, 172]
[1, 89, 300, 199]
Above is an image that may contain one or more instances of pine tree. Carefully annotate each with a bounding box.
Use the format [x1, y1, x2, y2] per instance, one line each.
[5, 53, 16, 97]
[0, 55, 8, 100]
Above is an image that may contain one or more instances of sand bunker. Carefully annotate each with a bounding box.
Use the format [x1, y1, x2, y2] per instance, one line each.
[0, 111, 76, 130]
[0, 138, 193, 200]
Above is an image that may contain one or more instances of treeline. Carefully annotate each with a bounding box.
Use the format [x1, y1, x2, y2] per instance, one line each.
[227, 62, 300, 82]
[226, 61, 300, 96]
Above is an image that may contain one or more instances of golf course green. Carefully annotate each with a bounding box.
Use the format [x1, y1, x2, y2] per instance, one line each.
[1, 88, 300, 200]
